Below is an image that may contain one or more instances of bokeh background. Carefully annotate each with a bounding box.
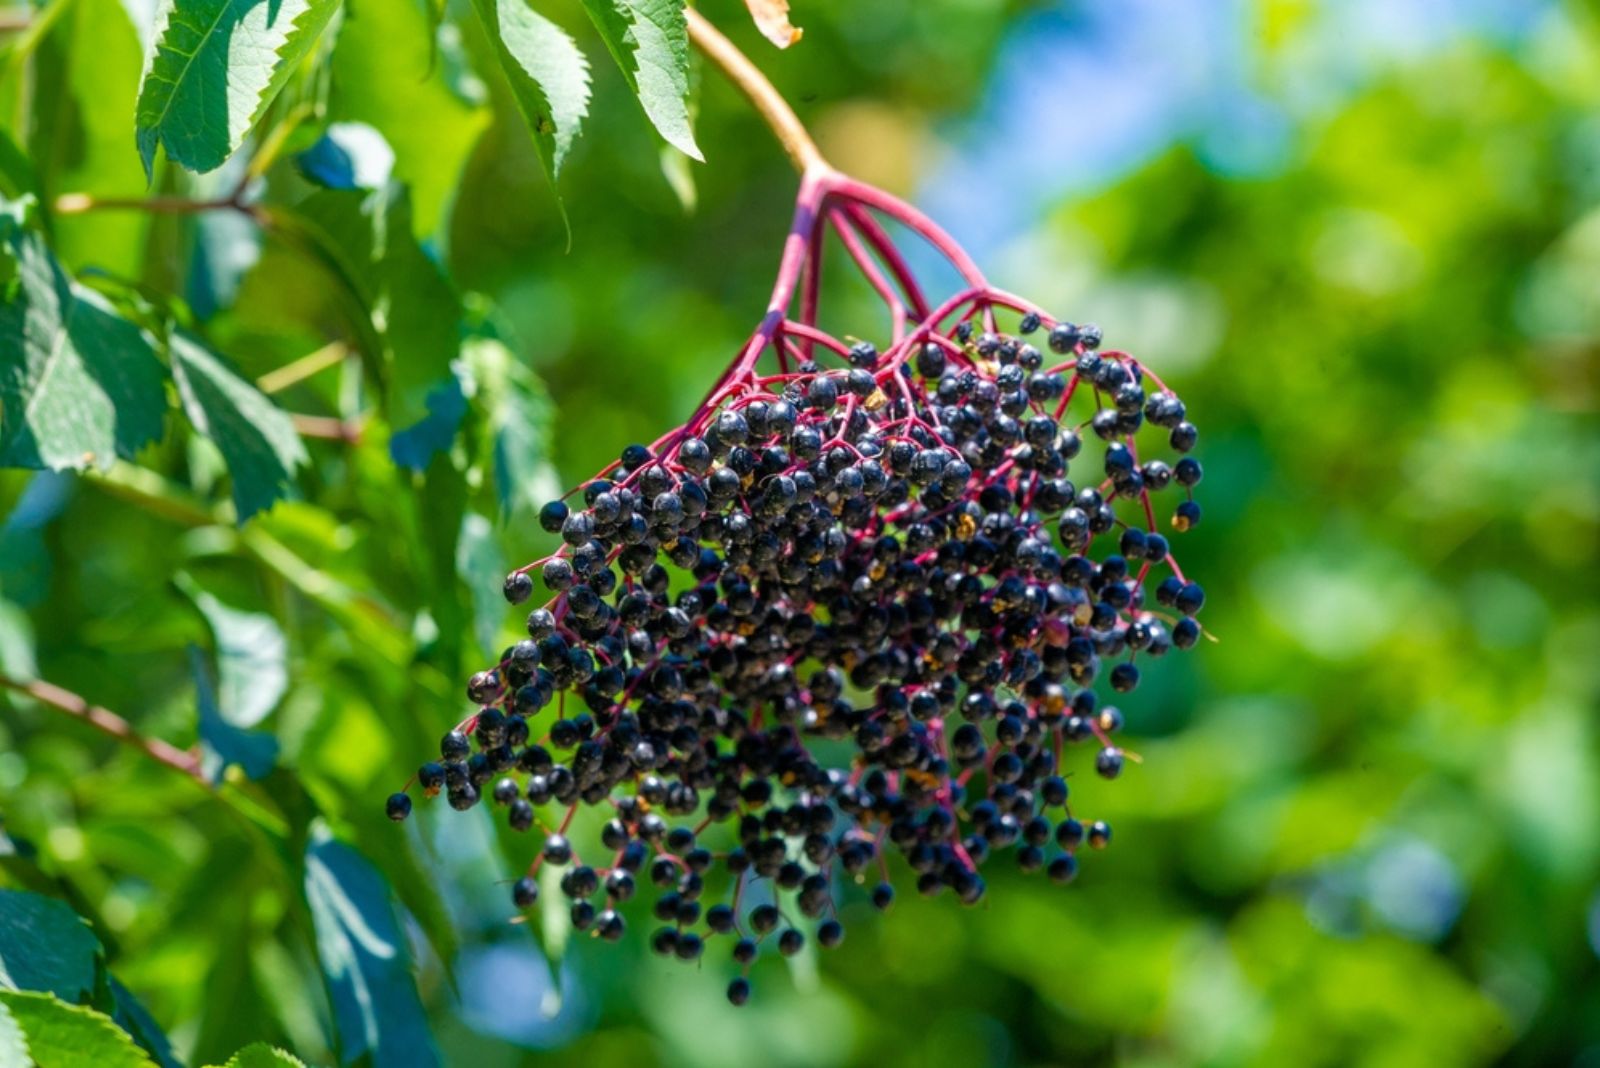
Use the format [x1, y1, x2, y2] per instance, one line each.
[2, 0, 1598, 1065]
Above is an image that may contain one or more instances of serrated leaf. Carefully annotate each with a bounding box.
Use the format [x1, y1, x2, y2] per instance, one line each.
[290, 182, 461, 428]
[0, 211, 167, 472]
[170, 333, 306, 520]
[745, 0, 803, 48]
[135, 0, 341, 176]
[190, 644, 279, 782]
[0, 991, 154, 1068]
[208, 1041, 306, 1068]
[580, 0, 701, 159]
[304, 825, 439, 1068]
[472, 0, 590, 215]
[176, 574, 288, 728]
[0, 890, 101, 1002]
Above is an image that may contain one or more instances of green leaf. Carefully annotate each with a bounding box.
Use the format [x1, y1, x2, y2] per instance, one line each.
[303, 825, 439, 1068]
[0, 991, 154, 1068]
[463, 337, 557, 518]
[0, 999, 26, 1068]
[579, 0, 701, 160]
[0, 209, 167, 472]
[289, 182, 461, 428]
[135, 0, 341, 176]
[208, 1041, 307, 1068]
[169, 333, 307, 520]
[0, 890, 101, 1002]
[190, 644, 279, 782]
[455, 513, 505, 657]
[176, 574, 288, 728]
[471, 0, 590, 216]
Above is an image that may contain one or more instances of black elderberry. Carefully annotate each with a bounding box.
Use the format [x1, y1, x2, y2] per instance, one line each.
[512, 877, 539, 908]
[386, 793, 412, 821]
[395, 286, 1211, 1003]
[543, 834, 573, 866]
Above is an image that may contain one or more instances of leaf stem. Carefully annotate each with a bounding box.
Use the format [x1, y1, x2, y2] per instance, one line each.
[256, 341, 350, 395]
[685, 7, 827, 176]
[0, 673, 209, 785]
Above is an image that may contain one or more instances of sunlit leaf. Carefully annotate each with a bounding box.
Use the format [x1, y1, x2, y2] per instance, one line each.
[471, 0, 590, 217]
[579, 0, 701, 159]
[0, 206, 166, 472]
[0, 991, 154, 1068]
[135, 0, 341, 176]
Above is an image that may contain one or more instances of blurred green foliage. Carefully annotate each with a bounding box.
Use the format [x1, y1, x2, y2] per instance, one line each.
[1, 0, 1598, 1065]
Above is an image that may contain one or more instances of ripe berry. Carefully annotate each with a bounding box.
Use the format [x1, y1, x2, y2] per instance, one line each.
[386, 793, 412, 821]
[503, 571, 534, 605]
[727, 977, 751, 1005]
[512, 877, 539, 908]
[543, 834, 573, 865]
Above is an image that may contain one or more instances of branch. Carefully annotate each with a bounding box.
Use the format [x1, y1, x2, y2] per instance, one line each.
[0, 673, 208, 786]
[685, 7, 828, 176]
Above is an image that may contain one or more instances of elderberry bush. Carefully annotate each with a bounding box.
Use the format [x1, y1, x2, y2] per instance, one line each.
[389, 172, 1207, 1004]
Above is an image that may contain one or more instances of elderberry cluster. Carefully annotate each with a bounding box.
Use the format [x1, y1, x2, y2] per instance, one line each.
[388, 313, 1206, 1004]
